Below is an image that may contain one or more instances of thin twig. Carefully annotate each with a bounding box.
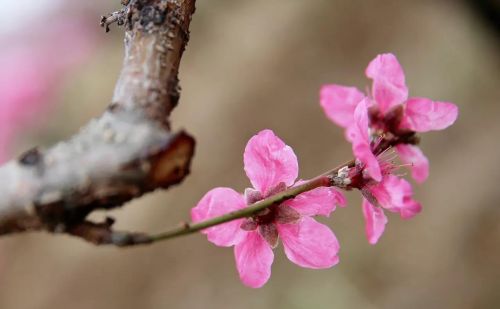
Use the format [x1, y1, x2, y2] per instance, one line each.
[150, 166, 348, 242]
[147, 132, 418, 244]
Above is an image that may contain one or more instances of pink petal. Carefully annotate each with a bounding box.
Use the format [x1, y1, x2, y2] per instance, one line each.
[319, 84, 365, 128]
[399, 200, 422, 220]
[349, 99, 381, 181]
[278, 217, 340, 269]
[362, 199, 388, 245]
[401, 97, 459, 132]
[365, 53, 408, 113]
[234, 231, 274, 288]
[396, 144, 429, 183]
[244, 129, 299, 194]
[384, 177, 422, 219]
[283, 187, 346, 217]
[370, 175, 422, 219]
[191, 187, 247, 247]
[334, 189, 347, 207]
[379, 176, 412, 210]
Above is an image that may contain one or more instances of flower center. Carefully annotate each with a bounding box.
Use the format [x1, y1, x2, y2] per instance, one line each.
[240, 182, 303, 248]
[343, 150, 405, 190]
[254, 206, 278, 225]
[240, 181, 301, 247]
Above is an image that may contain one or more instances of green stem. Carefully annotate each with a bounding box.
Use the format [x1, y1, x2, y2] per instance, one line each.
[151, 168, 345, 242]
[149, 127, 410, 244]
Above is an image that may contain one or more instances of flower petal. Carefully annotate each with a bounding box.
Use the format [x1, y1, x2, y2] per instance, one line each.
[370, 175, 422, 219]
[265, 182, 287, 197]
[278, 217, 340, 269]
[396, 144, 429, 183]
[399, 200, 422, 220]
[191, 187, 246, 247]
[350, 99, 381, 181]
[385, 176, 422, 219]
[365, 53, 408, 113]
[320, 84, 365, 128]
[362, 199, 388, 245]
[244, 129, 299, 194]
[401, 97, 459, 132]
[234, 231, 274, 288]
[283, 187, 346, 217]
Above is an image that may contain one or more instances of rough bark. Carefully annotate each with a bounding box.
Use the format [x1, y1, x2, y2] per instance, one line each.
[0, 0, 197, 246]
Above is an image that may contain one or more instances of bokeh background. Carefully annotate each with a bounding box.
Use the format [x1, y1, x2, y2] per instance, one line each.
[0, 0, 499, 308]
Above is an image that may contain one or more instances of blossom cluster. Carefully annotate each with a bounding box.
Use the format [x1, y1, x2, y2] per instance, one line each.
[191, 53, 458, 287]
[320, 53, 457, 244]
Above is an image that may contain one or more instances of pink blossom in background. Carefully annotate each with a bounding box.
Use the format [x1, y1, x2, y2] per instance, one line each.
[0, 6, 97, 163]
[320, 53, 458, 183]
[192, 129, 345, 288]
[0, 0, 98, 284]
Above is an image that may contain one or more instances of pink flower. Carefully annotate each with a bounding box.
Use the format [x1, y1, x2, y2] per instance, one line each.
[361, 176, 422, 244]
[191, 129, 345, 288]
[342, 154, 422, 244]
[320, 53, 458, 183]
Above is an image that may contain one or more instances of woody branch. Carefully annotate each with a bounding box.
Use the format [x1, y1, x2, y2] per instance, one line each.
[0, 0, 196, 246]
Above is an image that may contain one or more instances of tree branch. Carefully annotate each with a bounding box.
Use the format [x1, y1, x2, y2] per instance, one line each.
[0, 0, 197, 245]
[144, 132, 419, 245]
[150, 173, 343, 242]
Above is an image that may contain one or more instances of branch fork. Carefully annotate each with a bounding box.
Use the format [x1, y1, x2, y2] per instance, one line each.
[0, 0, 197, 245]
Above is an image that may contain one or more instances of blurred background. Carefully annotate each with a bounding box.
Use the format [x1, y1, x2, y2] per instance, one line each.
[0, 0, 499, 308]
